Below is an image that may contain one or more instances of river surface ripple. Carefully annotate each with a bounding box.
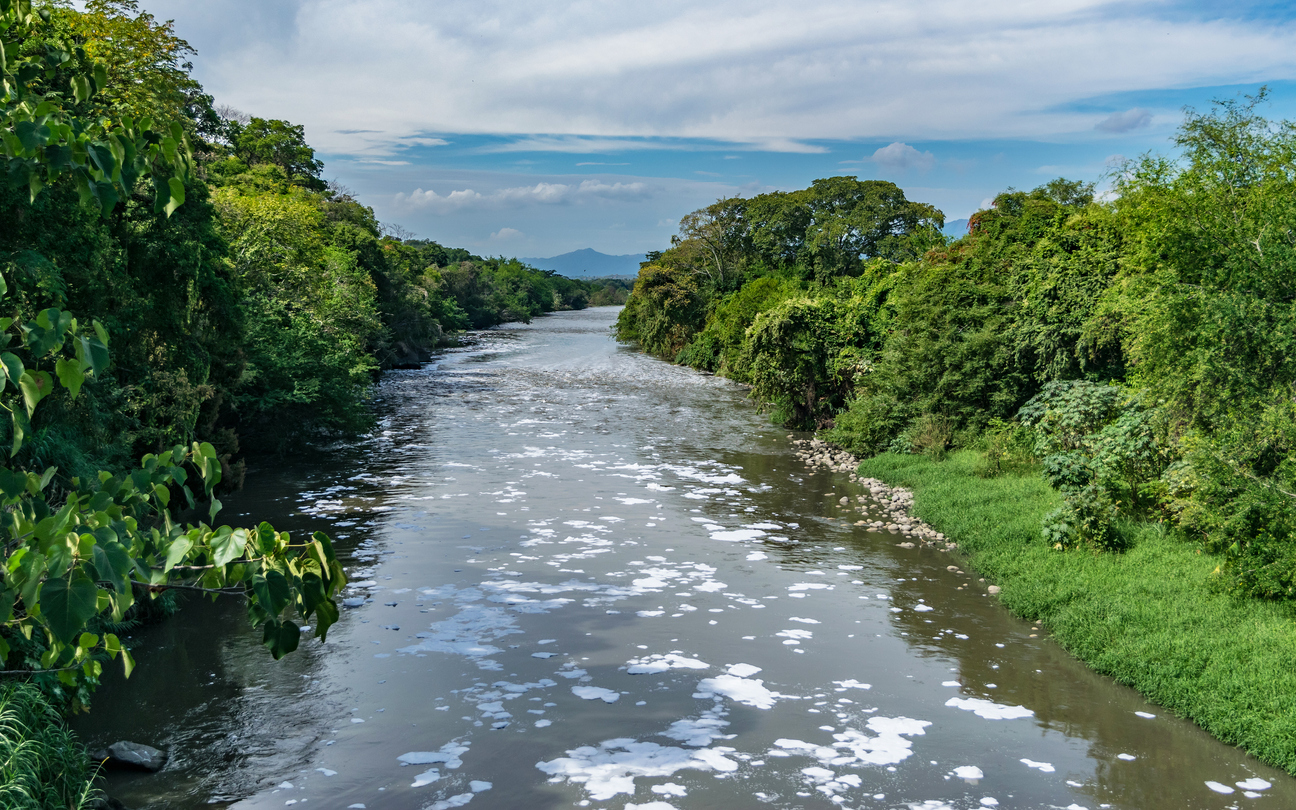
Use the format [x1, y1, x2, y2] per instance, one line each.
[77, 307, 1294, 810]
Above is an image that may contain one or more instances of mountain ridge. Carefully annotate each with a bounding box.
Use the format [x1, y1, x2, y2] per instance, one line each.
[520, 247, 645, 278]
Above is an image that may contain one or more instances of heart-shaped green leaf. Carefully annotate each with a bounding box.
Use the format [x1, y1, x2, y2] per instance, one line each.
[39, 573, 99, 645]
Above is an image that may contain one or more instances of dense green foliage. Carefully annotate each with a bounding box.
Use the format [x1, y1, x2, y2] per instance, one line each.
[0, 2, 356, 716]
[618, 92, 1296, 605]
[2, 0, 604, 468]
[858, 451, 1296, 775]
[0, 682, 96, 809]
[0, 0, 612, 711]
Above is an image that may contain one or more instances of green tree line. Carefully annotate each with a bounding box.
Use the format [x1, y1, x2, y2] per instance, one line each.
[617, 90, 1296, 603]
[4, 0, 610, 472]
[0, 0, 611, 721]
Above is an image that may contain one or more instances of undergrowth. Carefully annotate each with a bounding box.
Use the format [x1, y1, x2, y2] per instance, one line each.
[0, 683, 99, 810]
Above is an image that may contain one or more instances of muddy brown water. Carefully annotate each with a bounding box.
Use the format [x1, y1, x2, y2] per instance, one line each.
[75, 307, 1293, 810]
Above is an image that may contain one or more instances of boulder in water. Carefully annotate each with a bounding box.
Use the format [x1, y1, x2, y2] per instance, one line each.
[94, 741, 167, 772]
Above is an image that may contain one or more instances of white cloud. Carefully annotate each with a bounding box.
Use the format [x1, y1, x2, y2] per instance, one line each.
[156, 0, 1296, 156]
[490, 227, 523, 240]
[1095, 108, 1152, 133]
[871, 142, 936, 172]
[395, 179, 650, 212]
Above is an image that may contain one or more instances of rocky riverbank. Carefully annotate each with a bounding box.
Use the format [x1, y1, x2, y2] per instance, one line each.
[792, 437, 958, 552]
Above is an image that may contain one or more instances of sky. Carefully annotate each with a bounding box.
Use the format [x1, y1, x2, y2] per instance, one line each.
[133, 0, 1296, 257]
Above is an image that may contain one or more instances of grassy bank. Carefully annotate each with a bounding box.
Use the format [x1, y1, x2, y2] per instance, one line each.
[0, 684, 98, 809]
[856, 450, 1296, 774]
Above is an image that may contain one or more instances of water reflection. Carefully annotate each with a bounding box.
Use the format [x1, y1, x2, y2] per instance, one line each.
[77, 308, 1291, 810]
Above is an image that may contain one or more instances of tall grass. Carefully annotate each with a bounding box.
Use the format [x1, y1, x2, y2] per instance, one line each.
[0, 683, 99, 810]
[857, 450, 1296, 774]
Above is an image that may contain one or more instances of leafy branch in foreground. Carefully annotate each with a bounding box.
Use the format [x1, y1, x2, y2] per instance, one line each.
[1, 0, 188, 216]
[0, 268, 347, 703]
[1, 1, 344, 706]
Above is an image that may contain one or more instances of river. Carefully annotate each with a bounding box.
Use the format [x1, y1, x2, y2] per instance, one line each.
[75, 307, 1292, 810]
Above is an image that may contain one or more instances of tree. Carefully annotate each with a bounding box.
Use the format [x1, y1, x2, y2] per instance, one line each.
[231, 118, 325, 190]
[673, 196, 749, 290]
[67, 0, 202, 130]
[1, 2, 345, 705]
[800, 177, 944, 278]
[1, 0, 188, 217]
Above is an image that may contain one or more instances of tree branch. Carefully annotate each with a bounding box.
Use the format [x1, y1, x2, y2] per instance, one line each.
[131, 580, 246, 597]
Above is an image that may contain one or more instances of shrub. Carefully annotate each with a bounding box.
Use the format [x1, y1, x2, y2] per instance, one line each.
[1041, 484, 1122, 551]
[903, 413, 954, 460]
[976, 417, 1037, 477]
[1018, 380, 1123, 456]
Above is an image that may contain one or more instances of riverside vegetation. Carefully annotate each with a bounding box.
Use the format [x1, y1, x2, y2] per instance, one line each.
[0, 2, 622, 807]
[615, 90, 1296, 773]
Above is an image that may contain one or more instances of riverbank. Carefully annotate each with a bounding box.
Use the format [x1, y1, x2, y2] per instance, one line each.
[856, 449, 1296, 775]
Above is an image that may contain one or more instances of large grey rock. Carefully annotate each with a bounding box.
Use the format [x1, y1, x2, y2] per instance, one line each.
[103, 740, 167, 772]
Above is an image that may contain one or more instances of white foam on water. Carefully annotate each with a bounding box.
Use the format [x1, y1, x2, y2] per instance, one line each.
[617, 498, 654, 505]
[945, 697, 1034, 720]
[1237, 778, 1272, 790]
[1117, 753, 1136, 761]
[661, 714, 734, 747]
[980, 798, 999, 807]
[428, 793, 474, 809]
[789, 583, 833, 592]
[400, 741, 470, 770]
[954, 766, 984, 780]
[411, 770, 441, 787]
[693, 674, 792, 710]
[469, 781, 492, 792]
[745, 523, 783, 530]
[626, 803, 680, 810]
[788, 617, 821, 624]
[652, 783, 688, 796]
[709, 529, 767, 542]
[637, 610, 665, 617]
[727, 663, 762, 677]
[573, 686, 621, 703]
[1205, 781, 1235, 794]
[941, 681, 961, 687]
[627, 653, 710, 674]
[1020, 759, 1055, 773]
[746, 551, 769, 561]
[1135, 711, 1156, 719]
[535, 719, 552, 727]
[831, 679, 871, 692]
[913, 604, 934, 612]
[770, 715, 931, 769]
[536, 738, 738, 800]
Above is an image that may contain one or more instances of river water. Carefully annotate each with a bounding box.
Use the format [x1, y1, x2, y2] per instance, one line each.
[76, 307, 1292, 810]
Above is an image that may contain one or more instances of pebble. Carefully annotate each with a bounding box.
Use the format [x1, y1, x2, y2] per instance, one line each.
[790, 437, 955, 552]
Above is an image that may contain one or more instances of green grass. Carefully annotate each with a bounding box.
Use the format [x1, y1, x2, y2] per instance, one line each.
[857, 449, 1296, 775]
[0, 683, 98, 810]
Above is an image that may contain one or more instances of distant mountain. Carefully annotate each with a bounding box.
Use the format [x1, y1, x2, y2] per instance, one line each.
[942, 218, 970, 238]
[520, 248, 645, 278]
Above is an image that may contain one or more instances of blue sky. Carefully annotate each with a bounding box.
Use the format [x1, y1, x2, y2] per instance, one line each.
[135, 0, 1296, 257]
